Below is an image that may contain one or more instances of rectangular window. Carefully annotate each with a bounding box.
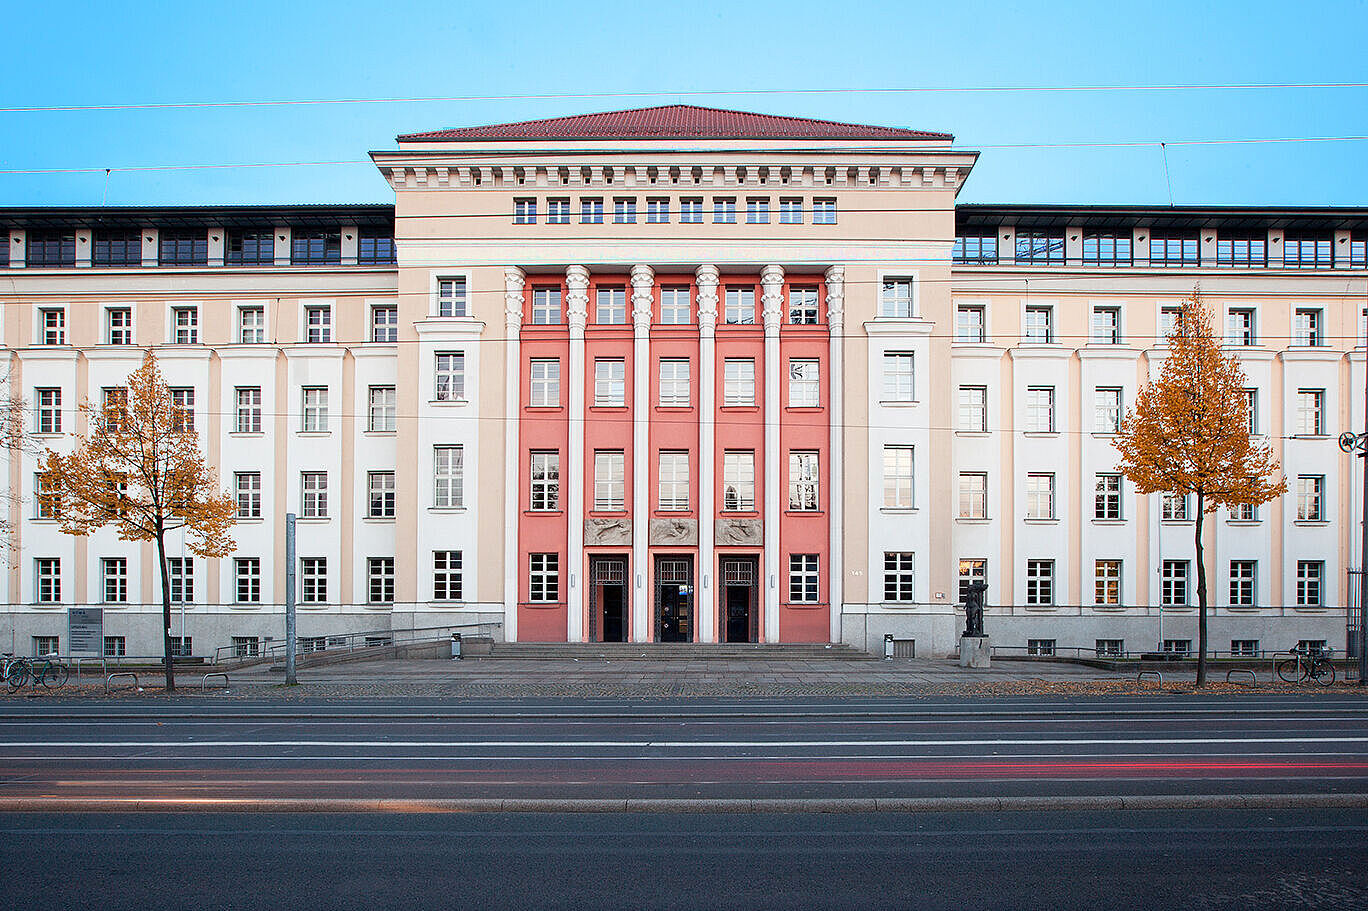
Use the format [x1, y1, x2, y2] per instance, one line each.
[955, 305, 985, 342]
[1217, 234, 1267, 267]
[1094, 473, 1122, 520]
[1026, 559, 1054, 605]
[106, 308, 133, 345]
[1296, 389, 1324, 436]
[680, 197, 703, 224]
[884, 552, 916, 602]
[304, 306, 331, 343]
[1162, 493, 1188, 521]
[953, 232, 997, 264]
[1025, 386, 1055, 433]
[1229, 560, 1256, 607]
[172, 306, 198, 344]
[789, 359, 819, 407]
[1095, 387, 1123, 433]
[301, 557, 327, 604]
[1016, 230, 1065, 264]
[594, 359, 625, 406]
[1082, 233, 1132, 266]
[433, 445, 464, 508]
[529, 553, 559, 602]
[1150, 235, 1199, 266]
[789, 554, 819, 603]
[40, 308, 66, 345]
[158, 230, 207, 265]
[1294, 308, 1322, 346]
[529, 359, 560, 407]
[368, 471, 396, 519]
[357, 232, 395, 264]
[102, 387, 128, 432]
[433, 551, 463, 601]
[514, 198, 537, 225]
[1096, 638, 1124, 657]
[713, 197, 736, 224]
[1230, 501, 1256, 522]
[880, 279, 914, 318]
[959, 385, 987, 432]
[435, 352, 466, 402]
[103, 636, 126, 658]
[436, 277, 467, 317]
[789, 451, 819, 511]
[596, 286, 627, 324]
[613, 197, 637, 224]
[883, 353, 915, 402]
[659, 286, 691, 324]
[1245, 389, 1258, 435]
[1162, 560, 1189, 606]
[368, 386, 396, 432]
[35, 558, 60, 603]
[290, 231, 341, 265]
[1296, 560, 1323, 606]
[35, 388, 61, 434]
[646, 197, 670, 223]
[746, 197, 770, 224]
[1159, 306, 1182, 340]
[724, 287, 755, 324]
[529, 450, 560, 511]
[235, 472, 262, 519]
[1094, 559, 1121, 605]
[812, 198, 837, 225]
[93, 230, 141, 266]
[531, 287, 561, 325]
[658, 450, 690, 511]
[368, 557, 395, 605]
[958, 558, 987, 603]
[1028, 639, 1057, 657]
[958, 472, 987, 519]
[168, 557, 193, 604]
[239, 306, 265, 344]
[882, 446, 915, 509]
[722, 451, 756, 511]
[235, 387, 262, 434]
[788, 286, 819, 324]
[170, 388, 195, 432]
[1350, 234, 1367, 269]
[33, 474, 56, 520]
[1026, 473, 1055, 519]
[546, 197, 570, 224]
[1284, 234, 1333, 268]
[1230, 639, 1260, 657]
[301, 387, 328, 433]
[102, 557, 127, 604]
[594, 450, 625, 511]
[301, 472, 328, 518]
[1226, 308, 1256, 345]
[580, 197, 603, 224]
[779, 197, 803, 224]
[1164, 638, 1192, 653]
[1296, 475, 1324, 521]
[231, 636, 260, 658]
[1091, 307, 1120, 343]
[723, 359, 756, 407]
[659, 359, 691, 406]
[1024, 306, 1053, 343]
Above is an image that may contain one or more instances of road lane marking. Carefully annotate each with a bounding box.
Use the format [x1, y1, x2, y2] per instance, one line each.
[3, 736, 1368, 748]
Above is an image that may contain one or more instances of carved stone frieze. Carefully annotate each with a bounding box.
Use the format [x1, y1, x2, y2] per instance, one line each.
[584, 517, 632, 546]
[714, 518, 763, 547]
[649, 517, 698, 547]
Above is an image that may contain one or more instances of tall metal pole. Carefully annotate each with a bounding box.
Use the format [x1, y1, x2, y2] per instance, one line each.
[285, 512, 297, 686]
[1360, 345, 1367, 686]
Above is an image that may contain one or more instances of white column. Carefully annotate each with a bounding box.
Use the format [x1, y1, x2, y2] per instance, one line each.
[761, 263, 785, 642]
[630, 264, 654, 642]
[565, 265, 590, 642]
[695, 264, 720, 642]
[503, 268, 526, 641]
[825, 265, 846, 644]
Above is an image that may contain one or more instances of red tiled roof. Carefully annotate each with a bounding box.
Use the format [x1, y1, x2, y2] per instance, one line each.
[398, 104, 952, 142]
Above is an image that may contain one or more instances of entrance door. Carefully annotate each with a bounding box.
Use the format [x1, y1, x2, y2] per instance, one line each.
[720, 557, 759, 643]
[590, 556, 628, 643]
[655, 557, 694, 643]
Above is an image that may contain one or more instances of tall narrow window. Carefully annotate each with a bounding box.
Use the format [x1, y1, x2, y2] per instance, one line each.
[40, 308, 66, 346]
[529, 554, 559, 602]
[788, 286, 819, 324]
[1162, 493, 1188, 521]
[301, 557, 327, 603]
[958, 558, 987, 603]
[659, 359, 690, 406]
[529, 358, 559, 407]
[168, 557, 194, 603]
[1094, 473, 1122, 519]
[789, 554, 818, 603]
[235, 558, 261, 604]
[596, 286, 627, 324]
[106, 308, 133, 345]
[35, 558, 61, 603]
[368, 557, 395, 605]
[724, 287, 755, 324]
[958, 472, 987, 519]
[882, 446, 915, 509]
[305, 305, 332, 343]
[433, 445, 464, 508]
[594, 359, 625, 406]
[883, 353, 915, 402]
[1296, 561, 1323, 606]
[368, 472, 396, 519]
[1094, 560, 1121, 605]
[1226, 308, 1255, 345]
[35, 388, 61, 434]
[1094, 387, 1122, 433]
[1024, 306, 1053, 343]
[1091, 307, 1120, 343]
[789, 359, 819, 407]
[594, 450, 625, 511]
[659, 286, 691, 324]
[1026, 386, 1055, 433]
[530, 451, 560, 511]
[956, 305, 985, 342]
[884, 553, 916, 602]
[102, 558, 128, 604]
[723, 359, 756, 407]
[958, 386, 987, 432]
[1026, 473, 1055, 519]
[1296, 475, 1324, 521]
[172, 307, 199, 344]
[368, 386, 396, 432]
[1162, 560, 1189, 605]
[301, 387, 328, 433]
[301, 472, 328, 518]
[789, 451, 819, 511]
[239, 306, 265, 344]
[1229, 560, 1256, 607]
[531, 287, 561, 325]
[1296, 389, 1324, 436]
[1026, 559, 1054, 605]
[435, 352, 466, 402]
[658, 451, 690, 510]
[722, 451, 755, 511]
[235, 472, 262, 519]
[437, 277, 467, 317]
[433, 551, 463, 601]
[1294, 309, 1322, 346]
[170, 388, 195, 432]
[880, 279, 914, 318]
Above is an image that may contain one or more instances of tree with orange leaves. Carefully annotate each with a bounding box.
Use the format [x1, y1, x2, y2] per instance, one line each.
[1114, 293, 1286, 686]
[37, 352, 237, 692]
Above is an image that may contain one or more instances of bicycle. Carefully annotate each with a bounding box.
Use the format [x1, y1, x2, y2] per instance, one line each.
[5, 654, 69, 692]
[2, 653, 28, 692]
[1275, 647, 1336, 687]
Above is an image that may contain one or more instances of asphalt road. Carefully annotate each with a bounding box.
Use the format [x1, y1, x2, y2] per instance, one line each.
[2, 809, 1365, 911]
[0, 695, 1365, 805]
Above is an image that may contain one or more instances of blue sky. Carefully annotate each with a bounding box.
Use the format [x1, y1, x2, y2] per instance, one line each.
[1, 0, 1365, 208]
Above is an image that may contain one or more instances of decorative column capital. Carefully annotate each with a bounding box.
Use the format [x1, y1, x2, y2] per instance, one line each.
[760, 263, 785, 330]
[504, 267, 526, 329]
[630, 264, 655, 331]
[824, 264, 845, 329]
[695, 264, 720, 330]
[565, 265, 590, 330]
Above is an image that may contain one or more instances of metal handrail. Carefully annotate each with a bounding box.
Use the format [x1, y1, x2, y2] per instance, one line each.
[212, 620, 504, 665]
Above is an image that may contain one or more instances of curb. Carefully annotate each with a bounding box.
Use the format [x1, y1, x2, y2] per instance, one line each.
[1, 794, 1365, 814]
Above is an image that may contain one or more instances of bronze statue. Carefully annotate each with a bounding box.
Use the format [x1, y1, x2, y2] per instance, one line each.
[962, 582, 987, 638]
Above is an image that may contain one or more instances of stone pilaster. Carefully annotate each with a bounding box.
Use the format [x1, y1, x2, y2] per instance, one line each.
[630, 264, 654, 641]
[503, 267, 526, 640]
[824, 265, 845, 643]
[565, 265, 590, 642]
[695, 264, 720, 641]
[760, 264, 785, 642]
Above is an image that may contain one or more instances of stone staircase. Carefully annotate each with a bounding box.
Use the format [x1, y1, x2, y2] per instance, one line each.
[484, 642, 873, 660]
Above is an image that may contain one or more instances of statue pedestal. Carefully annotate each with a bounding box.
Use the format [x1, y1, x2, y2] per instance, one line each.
[960, 635, 991, 668]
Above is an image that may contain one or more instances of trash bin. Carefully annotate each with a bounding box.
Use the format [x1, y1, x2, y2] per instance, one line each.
[451, 632, 462, 660]
[884, 633, 894, 660]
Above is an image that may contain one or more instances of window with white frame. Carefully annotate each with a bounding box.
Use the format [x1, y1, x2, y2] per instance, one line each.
[435, 352, 465, 402]
[746, 197, 770, 224]
[713, 197, 736, 224]
[369, 386, 396, 432]
[1025, 386, 1055, 433]
[106, 307, 133, 345]
[1091, 307, 1120, 343]
[235, 387, 262, 434]
[789, 554, 818, 603]
[437, 277, 467, 317]
[594, 358, 625, 406]
[596, 286, 626, 324]
[788, 286, 819, 324]
[40, 308, 66, 345]
[1229, 560, 1256, 606]
[1095, 387, 1123, 433]
[1163, 639, 1192, 654]
[102, 387, 128, 431]
[880, 279, 914, 318]
[433, 445, 463, 508]
[722, 451, 755, 511]
[958, 558, 987, 603]
[613, 197, 637, 224]
[1096, 638, 1125, 657]
[1294, 308, 1322, 346]
[529, 450, 559, 511]
[812, 198, 837, 224]
[368, 557, 394, 604]
[1095, 473, 1122, 519]
[779, 197, 803, 224]
[789, 359, 819, 407]
[529, 553, 559, 602]
[368, 471, 395, 519]
[1159, 306, 1181, 340]
[35, 388, 61, 434]
[1230, 501, 1256, 521]
[547, 198, 570, 224]
[239, 306, 265, 343]
[168, 557, 193, 603]
[1230, 639, 1260, 657]
[1026, 473, 1055, 519]
[301, 387, 328, 433]
[1296, 560, 1323, 606]
[646, 197, 670, 223]
[529, 359, 560, 407]
[723, 359, 756, 406]
[1094, 559, 1121, 605]
[581, 197, 603, 224]
[531, 287, 561, 325]
[1161, 560, 1188, 606]
[883, 353, 914, 402]
[724, 287, 755, 324]
[882, 446, 915, 509]
[660, 286, 691, 324]
[956, 305, 985, 342]
[1226, 308, 1255, 345]
[1296, 475, 1324, 521]
[305, 305, 331, 343]
[789, 451, 819, 511]
[301, 557, 327, 604]
[659, 359, 690, 406]
[958, 472, 987, 519]
[514, 198, 537, 224]
[958, 385, 987, 431]
[104, 636, 126, 657]
[301, 472, 328, 518]
[235, 558, 261, 604]
[658, 451, 690, 510]
[170, 387, 195, 432]
[1024, 306, 1053, 343]
[1244, 389, 1259, 435]
[679, 198, 703, 224]
[235, 472, 262, 518]
[35, 558, 60, 603]
[433, 551, 462, 601]
[172, 306, 198, 344]
[1028, 639, 1057, 656]
[1162, 493, 1188, 521]
[33, 474, 56, 520]
[1026, 559, 1054, 605]
[594, 450, 625, 511]
[369, 305, 398, 342]
[102, 557, 127, 604]
[1296, 389, 1324, 436]
[884, 552, 916, 602]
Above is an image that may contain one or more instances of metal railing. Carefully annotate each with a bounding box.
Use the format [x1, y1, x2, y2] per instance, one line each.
[211, 621, 503, 666]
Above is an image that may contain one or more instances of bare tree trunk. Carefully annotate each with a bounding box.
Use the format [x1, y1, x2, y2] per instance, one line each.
[154, 531, 176, 692]
[1193, 490, 1208, 688]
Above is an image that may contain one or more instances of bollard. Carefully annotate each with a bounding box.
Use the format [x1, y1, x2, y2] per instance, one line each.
[884, 633, 894, 660]
[451, 632, 462, 660]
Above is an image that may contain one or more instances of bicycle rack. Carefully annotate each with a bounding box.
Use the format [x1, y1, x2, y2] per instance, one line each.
[1137, 671, 1163, 685]
[105, 672, 138, 694]
[1225, 669, 1258, 686]
[201, 673, 229, 692]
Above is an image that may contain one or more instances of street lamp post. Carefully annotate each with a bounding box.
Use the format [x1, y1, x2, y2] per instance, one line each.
[1338, 417, 1368, 686]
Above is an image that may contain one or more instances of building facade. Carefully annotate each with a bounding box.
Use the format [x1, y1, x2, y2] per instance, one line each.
[2, 105, 1365, 660]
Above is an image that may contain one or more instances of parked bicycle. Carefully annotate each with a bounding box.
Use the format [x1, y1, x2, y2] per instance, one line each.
[2, 653, 27, 692]
[1275, 646, 1336, 687]
[5, 653, 70, 692]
